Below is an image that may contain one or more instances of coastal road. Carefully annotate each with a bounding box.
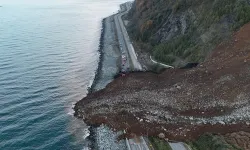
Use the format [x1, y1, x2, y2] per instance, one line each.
[169, 142, 189, 150]
[114, 4, 131, 72]
[150, 55, 174, 69]
[115, 2, 189, 150]
[126, 136, 151, 150]
[114, 2, 142, 71]
[116, 4, 149, 150]
[170, 142, 192, 150]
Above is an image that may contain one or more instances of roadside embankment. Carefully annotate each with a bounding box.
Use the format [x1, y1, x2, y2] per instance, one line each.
[89, 16, 121, 92]
[88, 18, 105, 93]
[74, 22, 250, 148]
[82, 16, 127, 150]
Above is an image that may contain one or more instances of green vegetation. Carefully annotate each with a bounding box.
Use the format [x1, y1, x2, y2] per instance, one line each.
[127, 0, 250, 66]
[148, 137, 172, 150]
[189, 134, 242, 150]
[151, 64, 166, 73]
[148, 134, 242, 150]
[153, 35, 195, 64]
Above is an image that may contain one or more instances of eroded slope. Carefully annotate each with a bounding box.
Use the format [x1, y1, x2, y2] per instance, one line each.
[74, 23, 250, 142]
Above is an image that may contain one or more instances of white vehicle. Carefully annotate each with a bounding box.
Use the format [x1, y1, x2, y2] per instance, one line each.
[122, 59, 126, 65]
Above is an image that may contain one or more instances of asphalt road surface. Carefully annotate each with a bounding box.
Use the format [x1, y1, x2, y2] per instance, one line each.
[169, 142, 190, 150]
[114, 2, 142, 71]
[115, 4, 149, 149]
[127, 137, 150, 150]
[114, 4, 130, 72]
[114, 2, 188, 150]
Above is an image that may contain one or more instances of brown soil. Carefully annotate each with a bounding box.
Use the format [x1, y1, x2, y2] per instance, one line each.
[225, 131, 250, 150]
[74, 23, 250, 146]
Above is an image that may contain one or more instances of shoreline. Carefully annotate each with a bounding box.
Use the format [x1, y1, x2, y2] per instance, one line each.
[88, 18, 106, 93]
[85, 18, 106, 150]
[84, 17, 107, 150]
[79, 14, 127, 149]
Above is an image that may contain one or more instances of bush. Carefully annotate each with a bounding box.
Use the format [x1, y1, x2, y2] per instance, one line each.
[152, 35, 194, 64]
[148, 137, 172, 150]
[127, 0, 250, 65]
[192, 134, 242, 150]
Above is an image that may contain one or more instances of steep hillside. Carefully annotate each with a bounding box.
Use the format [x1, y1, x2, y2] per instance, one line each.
[75, 22, 250, 149]
[127, 0, 250, 67]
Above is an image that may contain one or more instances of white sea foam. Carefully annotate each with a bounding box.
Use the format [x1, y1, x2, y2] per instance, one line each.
[67, 103, 76, 116]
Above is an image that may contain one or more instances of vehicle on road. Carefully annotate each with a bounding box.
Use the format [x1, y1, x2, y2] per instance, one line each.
[122, 59, 126, 65]
[122, 55, 127, 61]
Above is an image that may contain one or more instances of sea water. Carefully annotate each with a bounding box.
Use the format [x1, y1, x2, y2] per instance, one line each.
[0, 0, 128, 149]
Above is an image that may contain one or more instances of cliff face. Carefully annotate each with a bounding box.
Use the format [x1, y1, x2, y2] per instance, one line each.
[127, 0, 250, 66]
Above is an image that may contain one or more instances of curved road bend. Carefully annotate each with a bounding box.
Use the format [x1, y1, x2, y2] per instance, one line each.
[150, 56, 174, 69]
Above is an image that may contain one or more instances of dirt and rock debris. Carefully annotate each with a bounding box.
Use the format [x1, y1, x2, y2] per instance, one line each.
[225, 131, 250, 149]
[74, 23, 250, 147]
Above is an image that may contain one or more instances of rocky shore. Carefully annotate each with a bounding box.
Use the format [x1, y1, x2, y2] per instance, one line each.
[82, 16, 127, 149]
[88, 18, 106, 93]
[75, 22, 250, 148]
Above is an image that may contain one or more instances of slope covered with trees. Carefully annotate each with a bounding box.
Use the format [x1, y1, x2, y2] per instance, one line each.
[127, 0, 250, 66]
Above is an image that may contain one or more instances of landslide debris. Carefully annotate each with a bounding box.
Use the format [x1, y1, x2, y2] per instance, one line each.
[225, 131, 250, 150]
[74, 22, 250, 143]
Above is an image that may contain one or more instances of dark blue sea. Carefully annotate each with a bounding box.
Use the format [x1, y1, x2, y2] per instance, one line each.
[0, 0, 127, 149]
